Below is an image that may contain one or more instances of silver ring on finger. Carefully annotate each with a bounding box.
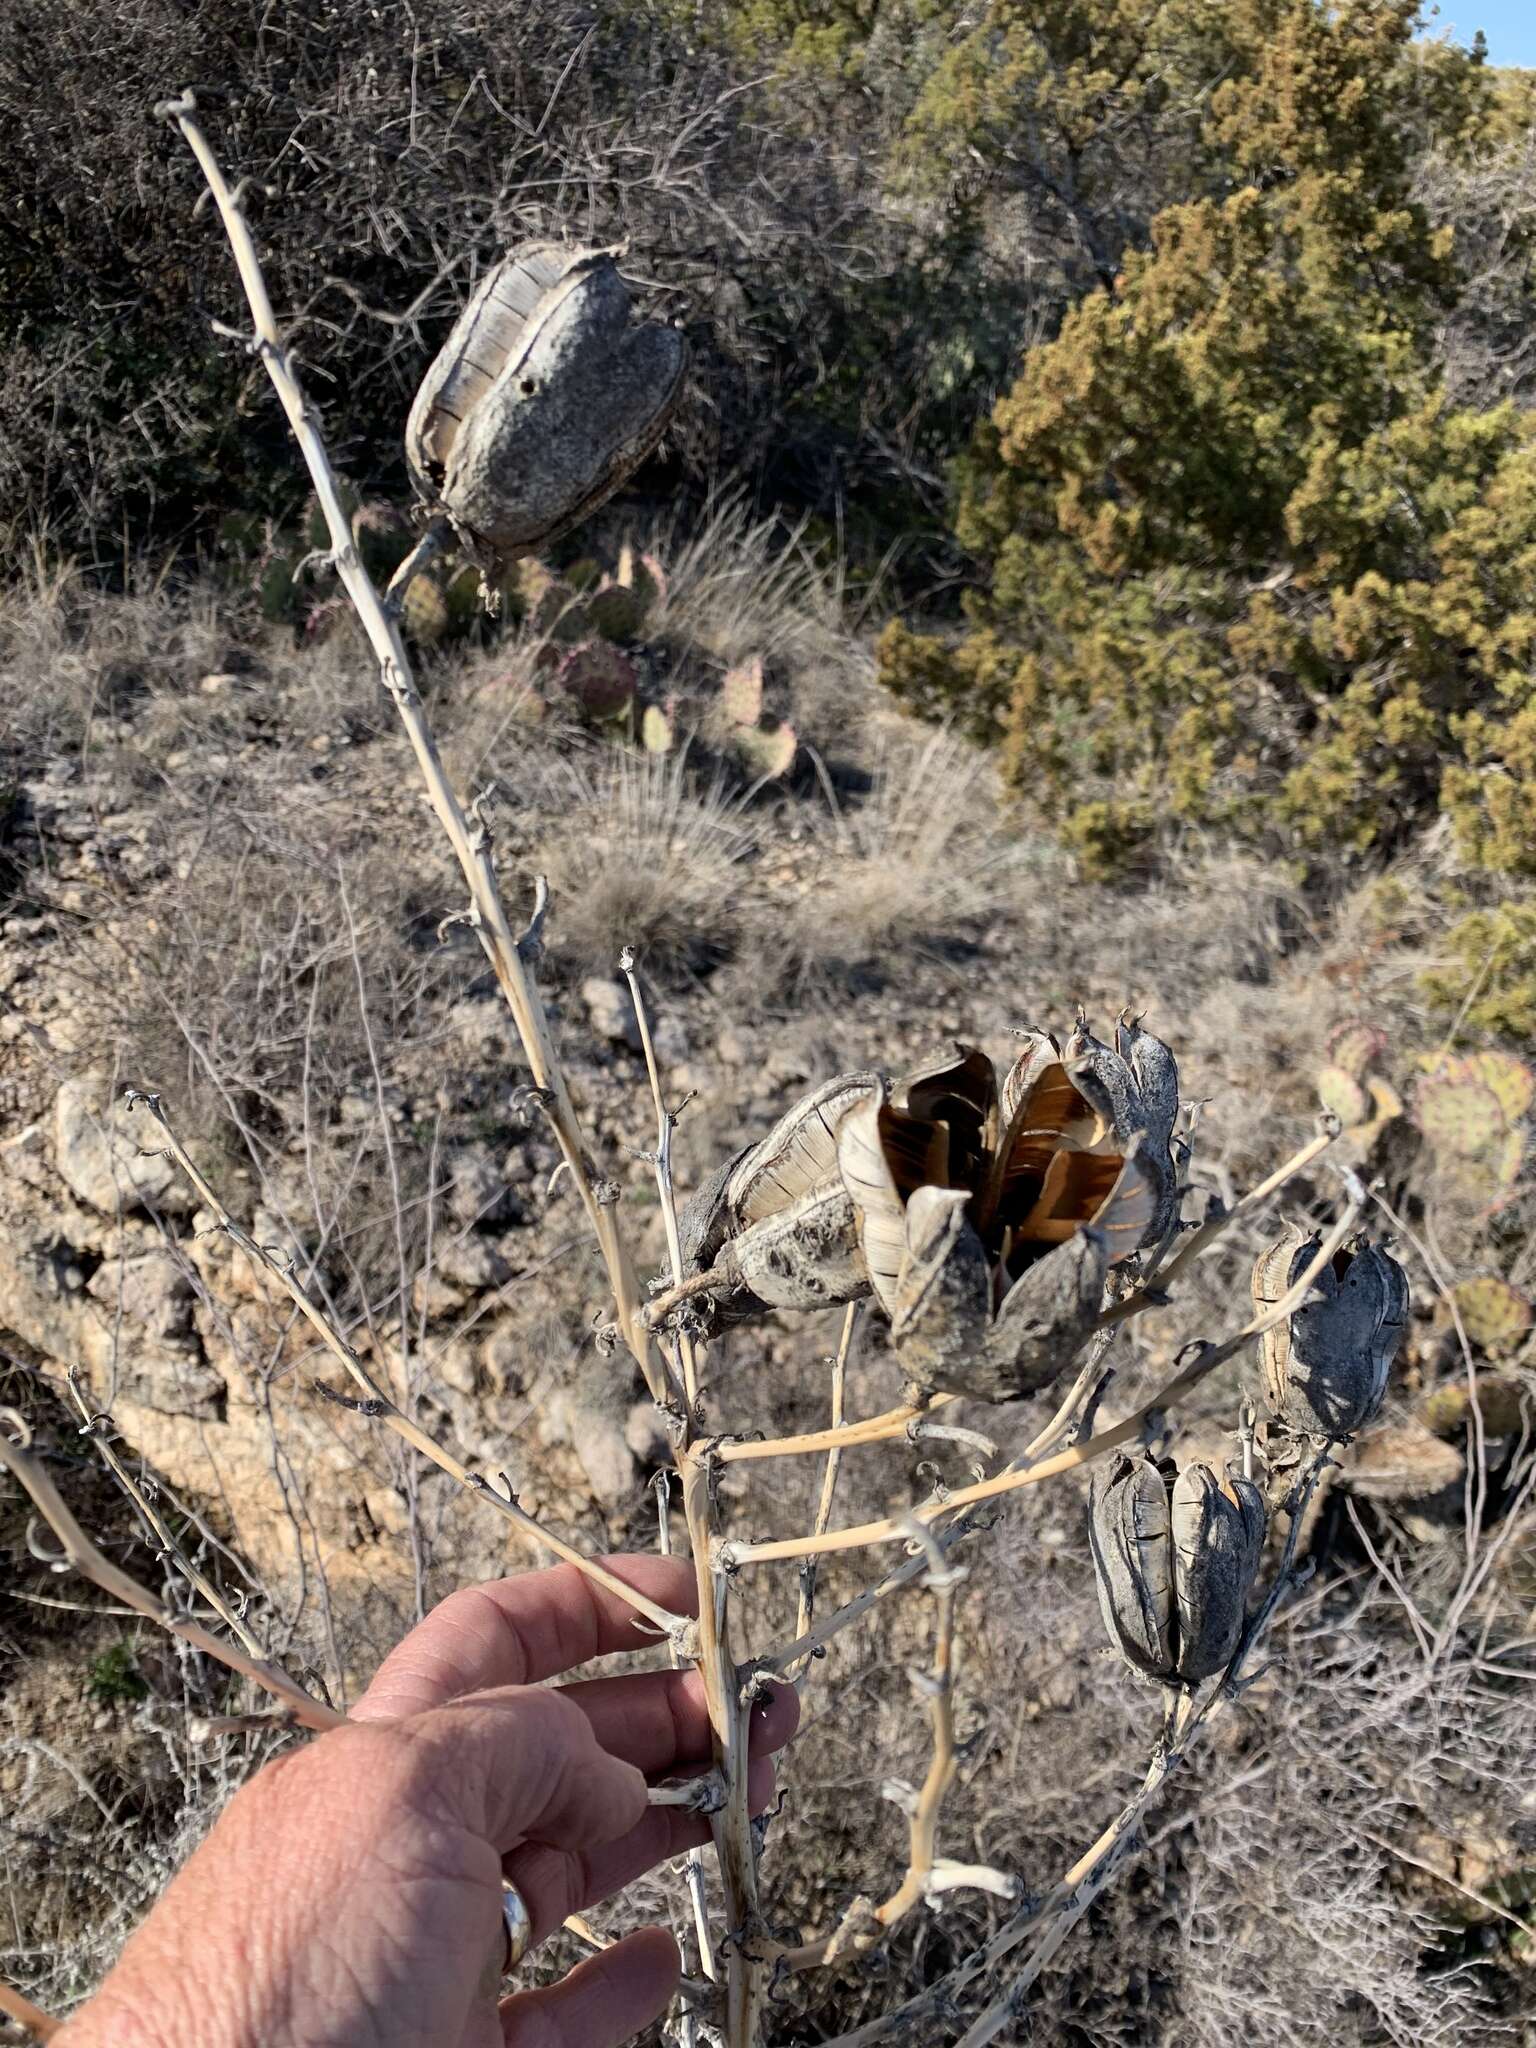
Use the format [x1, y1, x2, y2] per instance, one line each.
[500, 1878, 533, 1977]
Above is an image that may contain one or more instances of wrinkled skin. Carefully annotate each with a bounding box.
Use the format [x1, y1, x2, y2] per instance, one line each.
[56, 1558, 795, 2048]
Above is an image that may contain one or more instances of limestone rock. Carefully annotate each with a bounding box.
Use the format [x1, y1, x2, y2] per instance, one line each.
[582, 975, 641, 1051]
[53, 1077, 190, 1216]
[86, 1250, 192, 1339]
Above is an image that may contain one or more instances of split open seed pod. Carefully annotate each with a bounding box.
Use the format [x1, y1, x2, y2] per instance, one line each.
[407, 244, 686, 570]
[668, 1019, 1181, 1400]
[1088, 1454, 1265, 1686]
[1252, 1226, 1409, 1439]
[834, 1026, 1177, 1402]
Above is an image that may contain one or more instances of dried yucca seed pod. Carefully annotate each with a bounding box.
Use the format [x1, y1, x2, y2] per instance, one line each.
[1252, 1226, 1409, 1439]
[407, 244, 686, 569]
[665, 1018, 1182, 1400]
[1088, 1454, 1265, 1687]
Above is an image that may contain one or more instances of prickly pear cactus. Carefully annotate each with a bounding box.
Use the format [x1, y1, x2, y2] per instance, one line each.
[721, 657, 765, 730]
[554, 642, 637, 720]
[1317, 1065, 1371, 1128]
[1424, 1375, 1533, 1437]
[1314, 1017, 1400, 1144]
[1415, 1073, 1507, 1158]
[1449, 1275, 1533, 1357]
[399, 572, 449, 646]
[641, 701, 678, 754]
[1412, 1049, 1529, 1206]
[732, 720, 798, 782]
[1461, 1050, 1534, 1124]
[1327, 1019, 1388, 1080]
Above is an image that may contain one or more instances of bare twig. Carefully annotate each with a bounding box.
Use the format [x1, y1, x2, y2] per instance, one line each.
[655, 1472, 717, 1984]
[621, 950, 760, 2030]
[63, 1370, 267, 1662]
[153, 91, 661, 1402]
[0, 1414, 341, 1735]
[127, 1091, 695, 1655]
[0, 1979, 60, 2042]
[789, 1304, 860, 1683]
[771, 1521, 971, 1972]
[620, 948, 696, 1414]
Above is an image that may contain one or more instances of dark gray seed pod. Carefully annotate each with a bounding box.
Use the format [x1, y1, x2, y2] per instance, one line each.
[407, 244, 686, 566]
[1090, 1454, 1266, 1686]
[1065, 1019, 1179, 1249]
[1168, 1462, 1266, 1681]
[1088, 1453, 1174, 1680]
[1253, 1226, 1409, 1439]
[979, 1226, 1107, 1401]
[890, 1187, 993, 1395]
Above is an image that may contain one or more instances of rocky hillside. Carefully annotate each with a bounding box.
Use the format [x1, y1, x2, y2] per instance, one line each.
[2, 535, 1534, 2042]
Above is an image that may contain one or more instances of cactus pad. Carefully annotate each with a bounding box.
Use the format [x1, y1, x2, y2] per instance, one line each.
[1450, 1276, 1533, 1357]
[1414, 1074, 1506, 1158]
[641, 701, 677, 753]
[400, 573, 448, 645]
[721, 656, 766, 730]
[732, 720, 797, 782]
[1327, 1019, 1387, 1080]
[587, 583, 647, 642]
[554, 642, 637, 720]
[1317, 1065, 1370, 1127]
[1424, 1376, 1533, 1437]
[1461, 1050, 1534, 1124]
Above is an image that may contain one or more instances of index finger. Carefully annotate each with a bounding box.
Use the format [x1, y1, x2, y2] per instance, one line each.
[353, 1556, 699, 1720]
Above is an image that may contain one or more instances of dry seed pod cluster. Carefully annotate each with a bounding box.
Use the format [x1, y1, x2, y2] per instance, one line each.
[1252, 1226, 1409, 1440]
[1089, 1454, 1266, 1686]
[406, 243, 686, 570]
[672, 1015, 1180, 1402]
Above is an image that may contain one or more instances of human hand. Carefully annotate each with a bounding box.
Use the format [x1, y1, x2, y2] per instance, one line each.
[55, 1555, 797, 2048]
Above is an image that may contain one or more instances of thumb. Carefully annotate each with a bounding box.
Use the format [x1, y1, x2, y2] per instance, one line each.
[409, 1684, 650, 1857]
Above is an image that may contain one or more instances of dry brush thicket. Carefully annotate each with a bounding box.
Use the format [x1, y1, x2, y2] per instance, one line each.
[1, 89, 1535, 2048]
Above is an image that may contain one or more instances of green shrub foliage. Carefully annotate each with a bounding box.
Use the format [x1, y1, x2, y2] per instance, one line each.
[879, 1, 1536, 881]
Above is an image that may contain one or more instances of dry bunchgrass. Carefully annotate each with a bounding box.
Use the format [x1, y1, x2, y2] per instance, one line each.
[530, 748, 756, 986]
[769, 725, 1024, 998]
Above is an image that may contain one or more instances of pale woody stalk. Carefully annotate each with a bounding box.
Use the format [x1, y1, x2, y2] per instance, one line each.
[149, 91, 659, 1402]
[620, 951, 765, 2037]
[150, 94, 773, 2037]
[789, 1303, 860, 1685]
